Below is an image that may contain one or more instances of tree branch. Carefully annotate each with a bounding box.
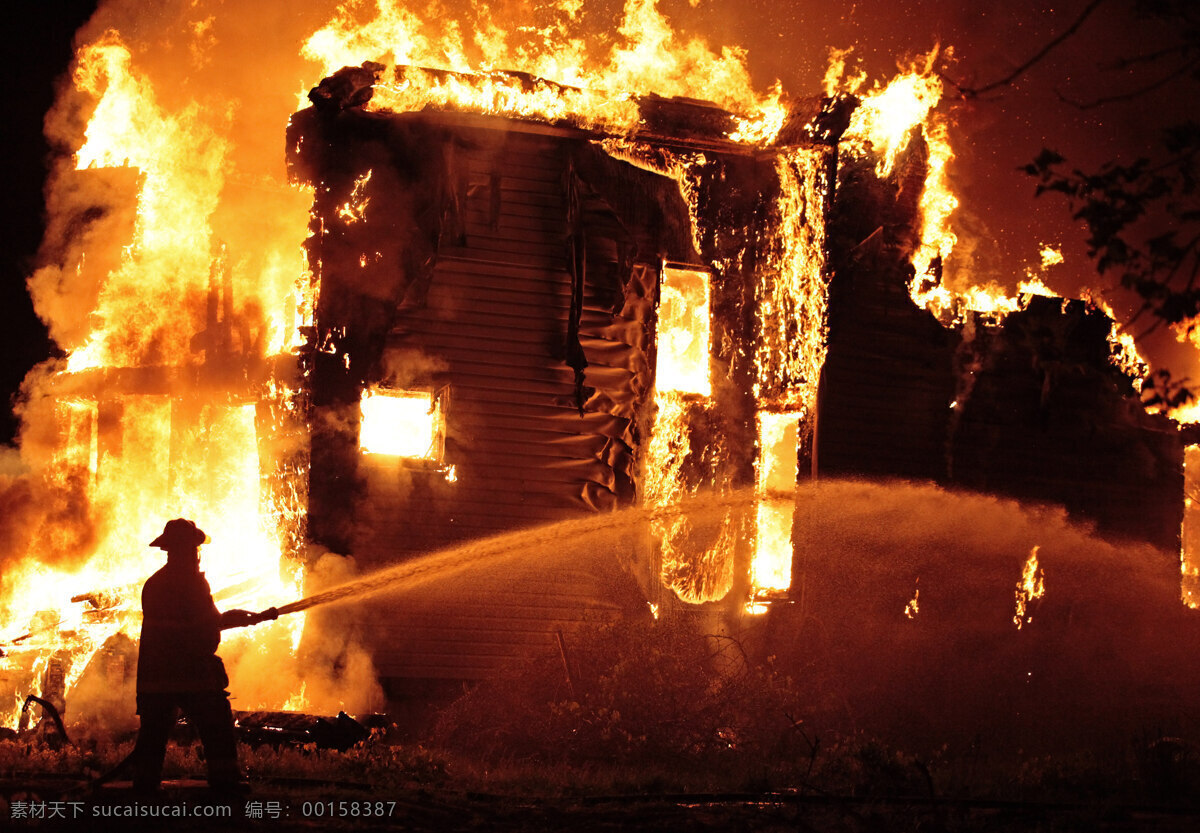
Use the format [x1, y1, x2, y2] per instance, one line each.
[1099, 42, 1194, 71]
[1186, 250, 1200, 294]
[1127, 298, 1156, 328]
[1168, 234, 1200, 287]
[1139, 314, 1167, 338]
[957, 0, 1109, 98]
[1056, 56, 1200, 109]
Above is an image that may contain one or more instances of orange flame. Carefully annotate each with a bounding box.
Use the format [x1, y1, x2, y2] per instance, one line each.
[837, 50, 1063, 326]
[359, 388, 442, 459]
[656, 266, 712, 397]
[337, 169, 374, 224]
[4, 28, 313, 725]
[750, 412, 801, 611]
[754, 150, 830, 412]
[839, 53, 1164, 431]
[1182, 445, 1200, 609]
[1013, 545, 1046, 629]
[302, 0, 788, 142]
[904, 579, 920, 619]
[843, 51, 943, 179]
[61, 36, 226, 371]
[1075, 292, 1151, 392]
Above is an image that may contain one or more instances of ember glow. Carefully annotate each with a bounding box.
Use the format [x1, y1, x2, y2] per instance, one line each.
[904, 579, 920, 619]
[337, 169, 373, 224]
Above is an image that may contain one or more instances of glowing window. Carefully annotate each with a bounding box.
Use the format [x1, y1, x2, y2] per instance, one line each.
[757, 412, 801, 495]
[656, 265, 712, 396]
[750, 411, 801, 610]
[359, 389, 443, 460]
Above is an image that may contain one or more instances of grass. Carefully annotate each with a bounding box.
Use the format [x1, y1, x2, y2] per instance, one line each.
[4, 618, 1200, 832]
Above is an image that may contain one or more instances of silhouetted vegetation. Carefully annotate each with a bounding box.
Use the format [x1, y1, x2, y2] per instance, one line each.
[431, 619, 813, 789]
[1021, 1, 1200, 406]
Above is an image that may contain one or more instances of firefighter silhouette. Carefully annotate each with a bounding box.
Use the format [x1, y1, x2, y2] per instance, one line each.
[131, 518, 260, 794]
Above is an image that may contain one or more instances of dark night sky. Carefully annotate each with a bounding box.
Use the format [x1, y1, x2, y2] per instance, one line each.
[1, 1, 1191, 446]
[1, 2, 98, 445]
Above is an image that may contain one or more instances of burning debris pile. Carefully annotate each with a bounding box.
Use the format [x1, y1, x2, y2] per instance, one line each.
[0, 0, 1195, 741]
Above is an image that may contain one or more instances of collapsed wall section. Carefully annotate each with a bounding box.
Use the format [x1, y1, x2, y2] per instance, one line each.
[950, 298, 1183, 553]
[818, 137, 1183, 556]
[819, 133, 956, 483]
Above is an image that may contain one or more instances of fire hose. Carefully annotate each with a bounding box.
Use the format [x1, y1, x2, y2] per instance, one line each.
[218, 606, 281, 631]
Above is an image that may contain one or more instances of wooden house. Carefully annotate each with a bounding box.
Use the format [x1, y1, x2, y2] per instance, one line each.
[285, 64, 1183, 696]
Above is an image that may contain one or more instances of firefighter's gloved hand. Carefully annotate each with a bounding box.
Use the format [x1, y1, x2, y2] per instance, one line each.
[220, 609, 259, 630]
[257, 607, 280, 623]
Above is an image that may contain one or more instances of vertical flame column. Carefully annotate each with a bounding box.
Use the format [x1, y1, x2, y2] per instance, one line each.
[748, 147, 832, 612]
[1183, 445, 1200, 608]
[646, 264, 739, 605]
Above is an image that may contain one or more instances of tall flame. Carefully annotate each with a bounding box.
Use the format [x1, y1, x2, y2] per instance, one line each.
[839, 51, 973, 321]
[751, 412, 801, 610]
[754, 149, 830, 412]
[843, 52, 943, 180]
[839, 50, 1047, 325]
[1013, 545, 1046, 629]
[62, 36, 226, 371]
[1183, 445, 1200, 609]
[4, 25, 315, 725]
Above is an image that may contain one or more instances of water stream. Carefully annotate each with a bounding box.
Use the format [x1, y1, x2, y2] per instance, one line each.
[273, 477, 1200, 751]
[274, 488, 769, 617]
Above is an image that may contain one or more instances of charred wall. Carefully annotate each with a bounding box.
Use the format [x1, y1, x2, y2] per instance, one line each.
[289, 105, 452, 554]
[818, 141, 1183, 554]
[818, 137, 955, 482]
[289, 110, 701, 557]
[950, 299, 1183, 553]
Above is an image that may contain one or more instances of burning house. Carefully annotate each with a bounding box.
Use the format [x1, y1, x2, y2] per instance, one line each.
[0, 5, 1189, 731]
[285, 64, 839, 685]
[282, 60, 1183, 694]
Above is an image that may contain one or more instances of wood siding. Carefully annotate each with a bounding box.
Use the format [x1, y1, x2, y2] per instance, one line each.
[317, 126, 672, 679]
